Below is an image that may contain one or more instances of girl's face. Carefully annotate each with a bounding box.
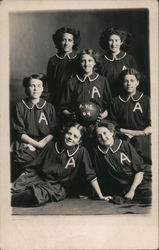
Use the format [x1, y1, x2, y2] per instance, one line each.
[96, 127, 114, 148]
[80, 54, 96, 75]
[60, 33, 74, 53]
[108, 34, 122, 53]
[64, 127, 81, 147]
[28, 79, 43, 100]
[123, 74, 139, 95]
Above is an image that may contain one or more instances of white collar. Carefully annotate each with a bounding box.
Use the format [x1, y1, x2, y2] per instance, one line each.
[55, 53, 77, 60]
[55, 142, 80, 157]
[104, 52, 126, 62]
[119, 92, 143, 102]
[22, 99, 46, 110]
[76, 73, 99, 82]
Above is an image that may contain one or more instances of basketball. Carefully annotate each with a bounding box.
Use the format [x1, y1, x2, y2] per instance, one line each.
[76, 102, 100, 124]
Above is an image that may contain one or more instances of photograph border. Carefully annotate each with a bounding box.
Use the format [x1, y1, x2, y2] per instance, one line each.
[0, 0, 158, 249]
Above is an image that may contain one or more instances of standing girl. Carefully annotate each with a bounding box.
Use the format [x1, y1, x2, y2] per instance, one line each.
[12, 73, 57, 167]
[47, 27, 81, 113]
[99, 27, 137, 97]
[11, 123, 110, 207]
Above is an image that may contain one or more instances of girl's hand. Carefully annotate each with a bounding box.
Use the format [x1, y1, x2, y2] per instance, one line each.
[38, 135, 53, 149]
[63, 109, 76, 121]
[96, 113, 103, 122]
[96, 110, 108, 122]
[144, 126, 152, 135]
[124, 133, 133, 139]
[100, 196, 112, 201]
[124, 190, 135, 200]
[26, 144, 36, 151]
[37, 140, 47, 149]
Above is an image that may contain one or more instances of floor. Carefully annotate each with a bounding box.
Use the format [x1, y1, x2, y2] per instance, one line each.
[12, 198, 151, 215]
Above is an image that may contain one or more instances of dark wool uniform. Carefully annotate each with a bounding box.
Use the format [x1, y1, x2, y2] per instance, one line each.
[61, 72, 112, 153]
[12, 141, 97, 206]
[47, 51, 77, 112]
[12, 98, 57, 164]
[100, 51, 137, 97]
[61, 72, 112, 118]
[92, 138, 151, 204]
[109, 91, 151, 163]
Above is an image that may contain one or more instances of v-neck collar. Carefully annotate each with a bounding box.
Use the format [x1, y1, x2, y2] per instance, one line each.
[97, 139, 122, 154]
[55, 142, 80, 157]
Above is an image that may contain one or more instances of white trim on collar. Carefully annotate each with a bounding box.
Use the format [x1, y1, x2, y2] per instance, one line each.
[104, 52, 126, 62]
[76, 73, 99, 82]
[119, 93, 143, 103]
[55, 142, 65, 154]
[97, 139, 122, 154]
[110, 139, 122, 153]
[55, 142, 80, 157]
[97, 145, 109, 154]
[55, 53, 77, 60]
[22, 99, 46, 110]
[67, 145, 80, 157]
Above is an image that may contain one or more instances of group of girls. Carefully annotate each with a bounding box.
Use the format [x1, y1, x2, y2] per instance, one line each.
[11, 26, 152, 207]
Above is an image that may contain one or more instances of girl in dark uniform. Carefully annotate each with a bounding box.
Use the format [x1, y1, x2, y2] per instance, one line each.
[99, 27, 137, 97]
[61, 49, 112, 125]
[91, 120, 151, 204]
[109, 68, 151, 163]
[11, 123, 110, 207]
[47, 27, 80, 113]
[12, 73, 57, 167]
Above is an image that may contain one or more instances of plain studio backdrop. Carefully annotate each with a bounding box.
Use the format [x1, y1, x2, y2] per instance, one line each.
[9, 9, 150, 108]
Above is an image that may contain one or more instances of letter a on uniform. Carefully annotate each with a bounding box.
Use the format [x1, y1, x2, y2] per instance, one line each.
[122, 65, 127, 71]
[65, 157, 76, 169]
[91, 87, 101, 98]
[120, 153, 131, 165]
[39, 112, 48, 125]
[133, 103, 143, 113]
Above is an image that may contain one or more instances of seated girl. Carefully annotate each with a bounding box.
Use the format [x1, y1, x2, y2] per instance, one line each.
[61, 49, 112, 125]
[91, 120, 151, 205]
[12, 73, 57, 168]
[11, 123, 109, 207]
[109, 68, 151, 163]
[99, 27, 137, 97]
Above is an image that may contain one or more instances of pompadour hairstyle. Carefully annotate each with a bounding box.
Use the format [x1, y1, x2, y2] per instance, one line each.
[22, 73, 46, 96]
[97, 119, 116, 133]
[77, 48, 101, 73]
[60, 122, 86, 141]
[52, 27, 81, 51]
[119, 68, 141, 82]
[99, 27, 132, 52]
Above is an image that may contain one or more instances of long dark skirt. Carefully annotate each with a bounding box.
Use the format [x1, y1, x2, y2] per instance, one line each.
[12, 169, 67, 206]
